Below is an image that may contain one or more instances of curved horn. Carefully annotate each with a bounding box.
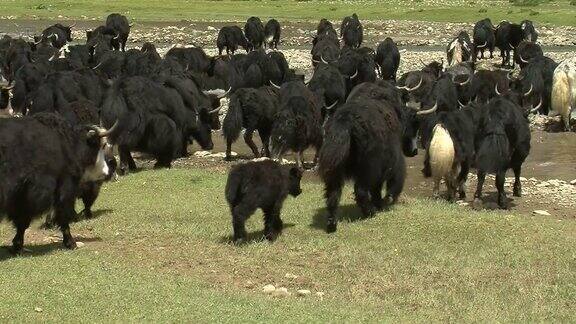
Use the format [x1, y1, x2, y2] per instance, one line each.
[269, 80, 281, 89]
[349, 69, 358, 79]
[406, 77, 423, 92]
[452, 75, 470, 86]
[495, 83, 502, 96]
[113, 34, 120, 40]
[34, 38, 42, 45]
[530, 96, 543, 113]
[48, 33, 59, 40]
[97, 120, 119, 137]
[68, 22, 77, 28]
[208, 106, 222, 114]
[202, 87, 232, 98]
[508, 42, 515, 49]
[476, 41, 487, 48]
[507, 71, 514, 80]
[458, 100, 466, 108]
[416, 102, 438, 115]
[519, 54, 529, 64]
[320, 54, 329, 64]
[523, 84, 533, 97]
[325, 100, 338, 110]
[217, 86, 232, 98]
[312, 58, 320, 63]
[92, 62, 103, 70]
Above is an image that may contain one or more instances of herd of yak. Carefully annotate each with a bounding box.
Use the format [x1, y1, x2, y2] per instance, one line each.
[0, 12, 575, 250]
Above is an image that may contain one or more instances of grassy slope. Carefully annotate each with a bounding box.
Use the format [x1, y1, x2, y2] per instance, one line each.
[0, 0, 575, 26]
[1, 167, 575, 322]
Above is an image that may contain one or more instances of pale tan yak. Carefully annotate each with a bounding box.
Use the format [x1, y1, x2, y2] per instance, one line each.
[428, 124, 459, 199]
[551, 56, 576, 131]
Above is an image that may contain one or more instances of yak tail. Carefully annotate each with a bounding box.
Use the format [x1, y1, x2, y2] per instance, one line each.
[475, 126, 509, 174]
[318, 116, 351, 182]
[222, 92, 243, 143]
[428, 124, 455, 181]
[551, 69, 571, 130]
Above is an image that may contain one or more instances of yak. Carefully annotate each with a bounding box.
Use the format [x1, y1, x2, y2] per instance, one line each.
[551, 57, 576, 131]
[374, 37, 400, 81]
[225, 159, 302, 243]
[264, 19, 281, 49]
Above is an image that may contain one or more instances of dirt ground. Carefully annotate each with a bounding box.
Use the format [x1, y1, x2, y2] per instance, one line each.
[1, 19, 574, 218]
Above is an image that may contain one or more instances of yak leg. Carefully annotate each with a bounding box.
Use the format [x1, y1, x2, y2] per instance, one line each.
[354, 182, 375, 218]
[370, 179, 385, 211]
[433, 178, 441, 198]
[385, 160, 406, 206]
[10, 214, 31, 255]
[119, 145, 136, 174]
[231, 201, 257, 244]
[263, 201, 283, 242]
[259, 128, 272, 158]
[81, 182, 102, 219]
[512, 164, 523, 197]
[244, 130, 260, 158]
[325, 178, 344, 233]
[225, 138, 234, 161]
[54, 178, 78, 249]
[457, 162, 470, 199]
[474, 170, 486, 201]
[496, 171, 508, 209]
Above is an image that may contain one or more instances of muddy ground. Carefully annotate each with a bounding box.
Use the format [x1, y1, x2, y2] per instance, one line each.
[2, 19, 575, 218]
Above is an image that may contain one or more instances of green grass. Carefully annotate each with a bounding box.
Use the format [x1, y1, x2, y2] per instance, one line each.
[1, 167, 575, 322]
[0, 0, 575, 26]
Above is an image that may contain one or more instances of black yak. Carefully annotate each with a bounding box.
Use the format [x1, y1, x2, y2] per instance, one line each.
[222, 86, 279, 160]
[217, 26, 249, 55]
[318, 90, 418, 233]
[474, 97, 531, 209]
[225, 159, 302, 243]
[270, 81, 323, 168]
[106, 13, 132, 51]
[264, 19, 281, 49]
[244, 17, 265, 51]
[375, 37, 400, 81]
[340, 13, 363, 48]
[473, 18, 496, 60]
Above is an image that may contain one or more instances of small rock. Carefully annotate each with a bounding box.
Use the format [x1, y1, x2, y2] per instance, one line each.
[272, 287, 290, 297]
[570, 179, 576, 185]
[193, 150, 211, 157]
[533, 210, 551, 216]
[263, 284, 276, 294]
[76, 241, 85, 248]
[285, 273, 298, 279]
[244, 280, 255, 289]
[297, 289, 311, 296]
[34, 307, 43, 313]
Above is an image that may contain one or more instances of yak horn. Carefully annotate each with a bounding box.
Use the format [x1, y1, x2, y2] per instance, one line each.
[519, 54, 529, 64]
[348, 69, 358, 79]
[406, 77, 423, 92]
[523, 84, 533, 97]
[96, 120, 119, 137]
[113, 34, 120, 40]
[507, 71, 514, 80]
[208, 106, 222, 114]
[312, 58, 320, 63]
[495, 83, 502, 95]
[269, 80, 281, 89]
[476, 41, 487, 48]
[416, 102, 438, 115]
[68, 22, 77, 28]
[530, 96, 543, 113]
[92, 62, 103, 70]
[452, 75, 470, 86]
[458, 100, 466, 108]
[325, 100, 338, 110]
[321, 55, 329, 64]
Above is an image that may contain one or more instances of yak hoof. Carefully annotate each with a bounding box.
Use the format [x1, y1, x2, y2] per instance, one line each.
[63, 238, 77, 250]
[83, 209, 93, 219]
[8, 245, 24, 256]
[265, 231, 279, 242]
[326, 222, 337, 233]
[224, 155, 233, 162]
[472, 198, 484, 210]
[513, 186, 522, 197]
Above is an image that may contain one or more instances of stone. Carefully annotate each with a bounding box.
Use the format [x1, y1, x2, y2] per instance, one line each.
[272, 287, 290, 297]
[533, 210, 551, 216]
[76, 241, 85, 248]
[285, 273, 298, 279]
[34, 307, 43, 313]
[263, 284, 276, 294]
[570, 179, 576, 185]
[296, 289, 311, 296]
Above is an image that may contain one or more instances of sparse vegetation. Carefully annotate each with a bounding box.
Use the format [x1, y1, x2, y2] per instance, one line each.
[1, 167, 575, 322]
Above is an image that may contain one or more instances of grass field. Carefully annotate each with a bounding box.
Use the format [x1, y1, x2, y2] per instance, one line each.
[0, 0, 575, 26]
[1, 167, 575, 322]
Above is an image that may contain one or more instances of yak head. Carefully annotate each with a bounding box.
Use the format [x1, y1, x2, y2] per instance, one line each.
[286, 166, 303, 197]
[80, 121, 118, 183]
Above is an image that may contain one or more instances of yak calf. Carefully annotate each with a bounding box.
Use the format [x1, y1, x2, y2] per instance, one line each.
[225, 159, 302, 243]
